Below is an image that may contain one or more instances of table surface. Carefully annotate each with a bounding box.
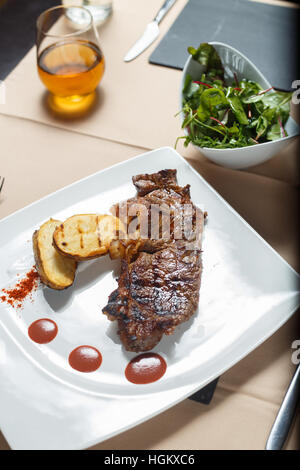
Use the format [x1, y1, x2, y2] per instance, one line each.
[0, 0, 299, 451]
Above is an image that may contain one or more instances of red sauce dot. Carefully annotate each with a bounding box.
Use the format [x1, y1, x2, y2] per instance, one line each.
[69, 346, 102, 373]
[28, 319, 58, 344]
[125, 353, 167, 384]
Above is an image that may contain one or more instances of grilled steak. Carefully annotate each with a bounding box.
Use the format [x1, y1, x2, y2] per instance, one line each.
[103, 170, 205, 352]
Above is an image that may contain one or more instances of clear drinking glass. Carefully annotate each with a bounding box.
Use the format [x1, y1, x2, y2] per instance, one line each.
[63, 1, 113, 25]
[36, 6, 105, 114]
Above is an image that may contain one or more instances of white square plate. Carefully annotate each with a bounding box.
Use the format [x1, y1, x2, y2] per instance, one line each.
[0, 147, 299, 450]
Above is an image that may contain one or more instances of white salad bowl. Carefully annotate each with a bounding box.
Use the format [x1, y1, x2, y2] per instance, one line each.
[180, 42, 300, 170]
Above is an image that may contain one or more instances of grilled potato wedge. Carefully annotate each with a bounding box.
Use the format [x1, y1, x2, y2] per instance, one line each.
[33, 219, 77, 290]
[53, 214, 125, 261]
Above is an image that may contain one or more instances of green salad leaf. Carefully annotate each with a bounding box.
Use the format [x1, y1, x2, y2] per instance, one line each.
[187, 43, 224, 80]
[177, 43, 292, 149]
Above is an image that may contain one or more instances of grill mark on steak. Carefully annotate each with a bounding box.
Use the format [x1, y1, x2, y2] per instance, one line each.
[103, 170, 204, 352]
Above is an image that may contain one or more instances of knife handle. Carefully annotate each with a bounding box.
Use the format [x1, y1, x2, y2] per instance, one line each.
[266, 364, 300, 450]
[154, 0, 177, 24]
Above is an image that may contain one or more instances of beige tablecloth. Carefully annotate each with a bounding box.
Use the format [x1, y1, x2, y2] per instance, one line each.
[0, 0, 299, 451]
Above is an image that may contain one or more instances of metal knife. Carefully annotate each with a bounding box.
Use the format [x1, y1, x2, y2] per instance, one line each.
[124, 0, 177, 62]
[266, 364, 300, 450]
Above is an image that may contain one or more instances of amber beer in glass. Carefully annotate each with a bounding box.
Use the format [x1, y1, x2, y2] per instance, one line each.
[36, 6, 104, 113]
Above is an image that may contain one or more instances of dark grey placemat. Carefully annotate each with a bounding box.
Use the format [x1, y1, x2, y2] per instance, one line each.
[188, 378, 219, 405]
[0, 0, 60, 80]
[150, 0, 299, 91]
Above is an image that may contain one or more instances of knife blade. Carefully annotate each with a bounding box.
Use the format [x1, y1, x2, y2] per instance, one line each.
[124, 21, 159, 63]
[266, 364, 300, 450]
[124, 0, 177, 62]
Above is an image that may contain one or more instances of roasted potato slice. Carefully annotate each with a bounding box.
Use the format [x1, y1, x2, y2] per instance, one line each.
[33, 219, 77, 290]
[53, 214, 125, 261]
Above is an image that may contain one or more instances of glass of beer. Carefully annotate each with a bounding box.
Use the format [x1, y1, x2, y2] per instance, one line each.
[36, 6, 105, 114]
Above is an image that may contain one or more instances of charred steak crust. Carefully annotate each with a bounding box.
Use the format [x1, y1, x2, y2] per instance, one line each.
[103, 170, 204, 352]
[132, 169, 178, 196]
